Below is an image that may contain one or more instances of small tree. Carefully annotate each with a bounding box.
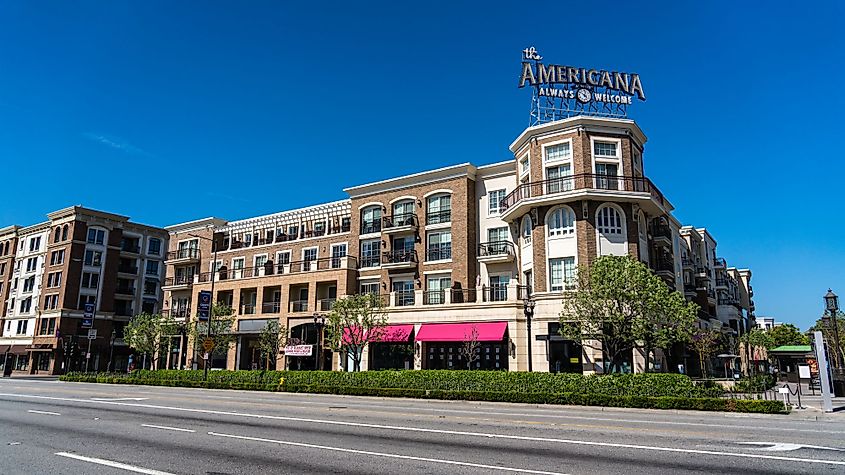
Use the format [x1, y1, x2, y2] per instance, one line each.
[459, 325, 481, 370]
[809, 312, 845, 367]
[189, 303, 237, 367]
[768, 323, 810, 347]
[325, 293, 388, 372]
[560, 255, 699, 373]
[124, 312, 177, 370]
[257, 320, 288, 370]
[690, 328, 721, 377]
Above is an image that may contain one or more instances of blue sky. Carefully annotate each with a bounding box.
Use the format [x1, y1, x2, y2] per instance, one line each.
[0, 1, 842, 329]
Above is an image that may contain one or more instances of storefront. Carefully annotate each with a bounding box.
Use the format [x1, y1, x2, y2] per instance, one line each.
[1, 346, 31, 375]
[416, 322, 509, 370]
[288, 322, 330, 371]
[543, 323, 583, 374]
[368, 325, 414, 370]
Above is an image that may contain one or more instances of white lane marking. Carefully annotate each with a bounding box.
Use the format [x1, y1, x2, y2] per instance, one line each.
[27, 409, 60, 416]
[91, 397, 148, 401]
[208, 431, 569, 475]
[3, 393, 843, 467]
[738, 442, 845, 452]
[141, 424, 195, 433]
[54, 452, 175, 475]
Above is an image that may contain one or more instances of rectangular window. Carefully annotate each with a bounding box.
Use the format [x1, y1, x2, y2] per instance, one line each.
[594, 141, 618, 157]
[519, 155, 529, 175]
[29, 236, 41, 252]
[148, 238, 162, 255]
[488, 275, 510, 302]
[84, 250, 102, 266]
[488, 189, 506, 216]
[426, 275, 451, 304]
[50, 250, 65, 266]
[595, 163, 619, 190]
[545, 142, 571, 162]
[26, 257, 38, 272]
[22, 276, 35, 293]
[546, 164, 573, 193]
[360, 240, 380, 268]
[331, 244, 347, 269]
[43, 294, 59, 311]
[39, 317, 56, 335]
[426, 230, 452, 261]
[0, 263, 5, 275]
[17, 319, 28, 334]
[302, 248, 317, 271]
[87, 229, 105, 245]
[549, 257, 576, 291]
[81, 272, 99, 289]
[47, 272, 62, 288]
[359, 281, 379, 295]
[78, 295, 95, 310]
[254, 254, 268, 269]
[426, 195, 451, 225]
[276, 251, 291, 265]
[232, 257, 245, 278]
[19, 297, 32, 314]
[143, 279, 157, 296]
[145, 260, 159, 276]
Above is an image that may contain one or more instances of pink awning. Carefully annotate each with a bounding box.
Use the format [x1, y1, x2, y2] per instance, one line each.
[416, 322, 508, 342]
[342, 324, 414, 343]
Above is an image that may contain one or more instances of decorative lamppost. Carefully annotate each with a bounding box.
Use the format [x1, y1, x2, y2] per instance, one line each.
[313, 313, 326, 371]
[523, 297, 535, 372]
[823, 289, 843, 369]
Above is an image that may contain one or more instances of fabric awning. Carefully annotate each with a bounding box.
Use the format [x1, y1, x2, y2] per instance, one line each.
[416, 322, 508, 342]
[4, 345, 29, 355]
[343, 325, 414, 344]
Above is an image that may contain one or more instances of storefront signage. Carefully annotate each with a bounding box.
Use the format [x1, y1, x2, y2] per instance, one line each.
[284, 345, 313, 357]
[519, 46, 644, 123]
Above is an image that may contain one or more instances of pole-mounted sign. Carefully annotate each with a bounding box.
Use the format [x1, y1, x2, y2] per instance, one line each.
[82, 302, 95, 329]
[198, 290, 212, 322]
[519, 46, 645, 125]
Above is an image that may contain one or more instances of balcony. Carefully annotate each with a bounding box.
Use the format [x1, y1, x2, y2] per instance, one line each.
[422, 290, 445, 305]
[117, 265, 138, 275]
[425, 247, 452, 262]
[713, 257, 727, 268]
[500, 173, 669, 220]
[262, 301, 281, 314]
[358, 255, 381, 269]
[681, 258, 695, 269]
[684, 283, 697, 295]
[162, 308, 191, 319]
[115, 286, 135, 296]
[163, 274, 194, 289]
[651, 224, 672, 246]
[653, 258, 675, 276]
[382, 213, 418, 234]
[694, 276, 709, 290]
[482, 285, 509, 302]
[394, 290, 415, 307]
[196, 257, 358, 283]
[318, 298, 336, 312]
[426, 209, 451, 226]
[289, 300, 308, 313]
[121, 243, 141, 254]
[360, 220, 381, 235]
[715, 278, 729, 289]
[382, 250, 418, 270]
[166, 248, 200, 263]
[695, 266, 709, 278]
[477, 241, 515, 264]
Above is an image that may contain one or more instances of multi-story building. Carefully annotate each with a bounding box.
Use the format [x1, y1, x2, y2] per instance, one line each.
[0, 206, 167, 375]
[161, 115, 755, 376]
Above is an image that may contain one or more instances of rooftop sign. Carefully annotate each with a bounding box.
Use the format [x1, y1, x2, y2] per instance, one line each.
[519, 47, 645, 124]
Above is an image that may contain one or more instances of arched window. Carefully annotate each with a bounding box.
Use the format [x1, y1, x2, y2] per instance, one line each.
[360, 205, 382, 234]
[596, 205, 623, 235]
[546, 207, 574, 237]
[521, 216, 532, 244]
[62, 225, 69, 241]
[426, 193, 451, 225]
[54, 227, 61, 243]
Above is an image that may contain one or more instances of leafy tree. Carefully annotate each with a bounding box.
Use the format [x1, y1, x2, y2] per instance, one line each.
[808, 312, 845, 367]
[690, 328, 721, 377]
[459, 325, 481, 370]
[257, 319, 288, 370]
[124, 312, 177, 370]
[741, 327, 775, 350]
[768, 323, 809, 347]
[325, 293, 388, 372]
[189, 303, 237, 367]
[560, 255, 699, 373]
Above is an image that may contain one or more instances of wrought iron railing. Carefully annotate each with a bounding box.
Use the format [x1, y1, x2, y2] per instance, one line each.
[423, 290, 445, 305]
[394, 290, 415, 307]
[426, 209, 451, 225]
[425, 247, 452, 261]
[501, 173, 667, 212]
[383, 213, 418, 229]
[478, 241, 514, 257]
[383, 250, 418, 265]
[167, 248, 200, 260]
[360, 220, 381, 235]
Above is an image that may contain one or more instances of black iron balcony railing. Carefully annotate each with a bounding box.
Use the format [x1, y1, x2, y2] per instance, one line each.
[483, 284, 509, 302]
[394, 290, 415, 307]
[501, 173, 667, 212]
[653, 258, 675, 273]
[383, 213, 418, 229]
[118, 265, 138, 274]
[681, 258, 695, 267]
[196, 256, 357, 282]
[360, 220, 381, 235]
[715, 278, 730, 287]
[162, 308, 191, 319]
[423, 290, 445, 305]
[383, 250, 418, 265]
[290, 300, 308, 313]
[115, 286, 134, 295]
[652, 224, 672, 241]
[450, 288, 477, 304]
[713, 257, 727, 268]
[478, 241, 514, 257]
[684, 283, 697, 293]
[164, 275, 194, 286]
[425, 247, 452, 262]
[121, 244, 141, 254]
[426, 209, 451, 225]
[262, 302, 281, 313]
[167, 248, 200, 260]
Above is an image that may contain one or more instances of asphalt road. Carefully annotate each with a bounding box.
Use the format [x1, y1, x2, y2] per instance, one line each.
[0, 378, 844, 474]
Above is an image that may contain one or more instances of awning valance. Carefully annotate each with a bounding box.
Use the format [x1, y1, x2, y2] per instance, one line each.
[416, 322, 508, 342]
[343, 325, 414, 344]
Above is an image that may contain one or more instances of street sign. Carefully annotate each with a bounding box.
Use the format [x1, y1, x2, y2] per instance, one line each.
[87, 329, 98, 340]
[82, 302, 95, 328]
[202, 338, 215, 352]
[203, 352, 209, 360]
[86, 352, 91, 359]
[198, 290, 212, 321]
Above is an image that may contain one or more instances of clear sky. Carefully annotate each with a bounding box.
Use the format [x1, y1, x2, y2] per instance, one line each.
[0, 1, 842, 329]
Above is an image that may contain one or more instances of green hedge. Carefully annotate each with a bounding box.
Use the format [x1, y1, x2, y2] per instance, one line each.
[59, 370, 787, 413]
[62, 370, 724, 398]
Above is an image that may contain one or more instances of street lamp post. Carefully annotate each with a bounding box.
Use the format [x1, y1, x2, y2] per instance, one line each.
[107, 328, 116, 372]
[523, 297, 535, 372]
[313, 313, 326, 371]
[189, 232, 218, 382]
[823, 289, 843, 369]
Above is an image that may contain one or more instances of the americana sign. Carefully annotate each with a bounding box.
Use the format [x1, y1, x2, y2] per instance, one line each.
[518, 47, 645, 108]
